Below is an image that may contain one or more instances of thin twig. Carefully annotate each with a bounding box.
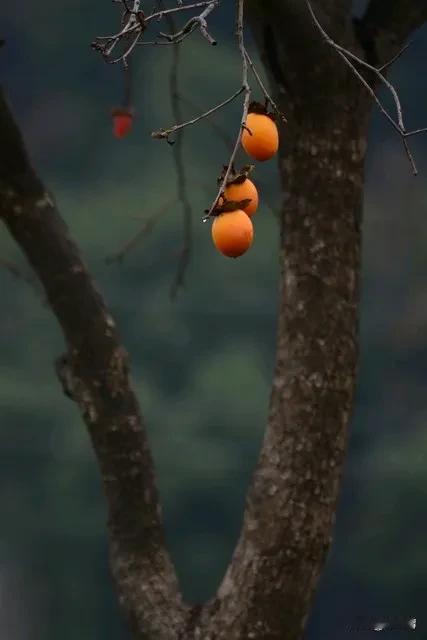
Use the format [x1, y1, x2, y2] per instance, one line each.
[177, 94, 235, 150]
[405, 126, 427, 138]
[151, 88, 244, 141]
[93, 0, 145, 64]
[164, 6, 194, 300]
[92, 1, 218, 63]
[159, 2, 218, 45]
[379, 42, 412, 73]
[148, 1, 216, 23]
[137, 38, 186, 46]
[244, 50, 287, 123]
[123, 55, 133, 107]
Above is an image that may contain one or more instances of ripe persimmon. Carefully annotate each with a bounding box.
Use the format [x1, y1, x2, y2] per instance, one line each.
[241, 112, 279, 161]
[112, 108, 133, 138]
[211, 209, 254, 258]
[224, 178, 259, 217]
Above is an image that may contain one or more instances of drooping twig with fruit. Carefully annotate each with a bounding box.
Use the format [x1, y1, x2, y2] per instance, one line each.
[152, 0, 285, 260]
[93, 0, 427, 270]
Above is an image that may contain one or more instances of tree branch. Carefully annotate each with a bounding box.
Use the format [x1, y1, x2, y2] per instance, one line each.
[165, 10, 194, 301]
[92, 0, 219, 63]
[0, 86, 187, 640]
[202, 1, 427, 638]
[203, 0, 251, 221]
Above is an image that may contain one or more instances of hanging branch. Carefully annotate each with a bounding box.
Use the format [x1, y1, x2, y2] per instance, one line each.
[107, 3, 194, 296]
[151, 0, 286, 222]
[97, 0, 285, 226]
[123, 57, 132, 106]
[245, 50, 287, 124]
[305, 0, 427, 175]
[164, 9, 194, 301]
[175, 94, 279, 217]
[202, 0, 251, 222]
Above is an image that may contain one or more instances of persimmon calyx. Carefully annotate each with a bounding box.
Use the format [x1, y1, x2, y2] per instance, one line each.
[217, 164, 255, 187]
[247, 99, 277, 122]
[212, 198, 253, 216]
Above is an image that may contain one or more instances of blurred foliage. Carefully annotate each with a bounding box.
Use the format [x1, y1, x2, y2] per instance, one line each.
[1, 2, 427, 639]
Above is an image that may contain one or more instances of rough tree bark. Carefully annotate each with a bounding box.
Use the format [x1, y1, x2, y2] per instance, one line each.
[0, 91, 188, 639]
[1, 2, 426, 640]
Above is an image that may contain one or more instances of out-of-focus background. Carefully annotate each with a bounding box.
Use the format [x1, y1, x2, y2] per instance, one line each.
[0, 1, 426, 638]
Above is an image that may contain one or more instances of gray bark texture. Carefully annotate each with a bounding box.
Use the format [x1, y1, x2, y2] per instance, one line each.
[1, 2, 426, 640]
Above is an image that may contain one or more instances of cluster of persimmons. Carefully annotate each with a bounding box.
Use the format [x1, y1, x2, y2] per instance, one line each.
[111, 101, 280, 260]
[211, 102, 279, 259]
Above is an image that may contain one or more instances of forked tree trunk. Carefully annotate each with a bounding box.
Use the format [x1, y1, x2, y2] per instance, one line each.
[0, 2, 426, 640]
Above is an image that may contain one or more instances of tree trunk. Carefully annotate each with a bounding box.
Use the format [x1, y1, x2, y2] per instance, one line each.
[188, 8, 374, 640]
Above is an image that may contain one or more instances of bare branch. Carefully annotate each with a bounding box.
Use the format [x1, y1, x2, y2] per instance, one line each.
[151, 88, 244, 141]
[0, 86, 187, 639]
[92, 0, 219, 63]
[177, 94, 235, 149]
[244, 50, 287, 124]
[106, 4, 196, 296]
[92, 0, 146, 64]
[159, 1, 218, 45]
[378, 41, 412, 72]
[148, 1, 216, 23]
[162, 3, 194, 300]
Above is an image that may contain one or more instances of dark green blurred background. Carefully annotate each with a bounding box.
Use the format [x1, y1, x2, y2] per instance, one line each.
[1, 1, 427, 638]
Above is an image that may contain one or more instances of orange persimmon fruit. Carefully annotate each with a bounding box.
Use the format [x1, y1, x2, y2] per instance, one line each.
[112, 108, 133, 139]
[211, 209, 254, 258]
[224, 178, 259, 217]
[241, 112, 279, 161]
